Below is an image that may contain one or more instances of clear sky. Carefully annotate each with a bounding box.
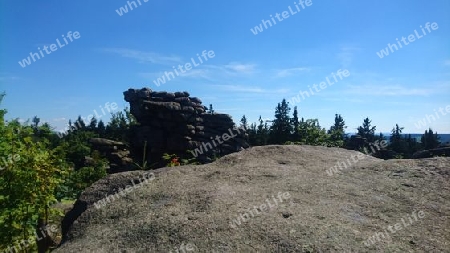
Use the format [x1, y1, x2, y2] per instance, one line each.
[1, 0, 449, 134]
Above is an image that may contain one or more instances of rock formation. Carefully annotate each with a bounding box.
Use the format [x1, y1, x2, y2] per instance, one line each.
[55, 145, 450, 252]
[412, 146, 450, 159]
[123, 88, 249, 165]
[88, 138, 134, 173]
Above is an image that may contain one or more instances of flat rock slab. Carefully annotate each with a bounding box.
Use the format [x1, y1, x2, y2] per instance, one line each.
[55, 145, 450, 252]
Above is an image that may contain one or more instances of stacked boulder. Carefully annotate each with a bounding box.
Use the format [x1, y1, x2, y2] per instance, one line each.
[88, 138, 134, 173]
[123, 88, 249, 164]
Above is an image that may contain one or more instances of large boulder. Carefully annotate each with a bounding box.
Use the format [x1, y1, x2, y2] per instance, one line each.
[55, 145, 450, 252]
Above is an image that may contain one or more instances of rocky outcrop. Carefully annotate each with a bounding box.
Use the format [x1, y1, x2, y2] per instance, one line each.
[124, 88, 249, 165]
[88, 138, 134, 173]
[55, 145, 450, 252]
[412, 146, 450, 159]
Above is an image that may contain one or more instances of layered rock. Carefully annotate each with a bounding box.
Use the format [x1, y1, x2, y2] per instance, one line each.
[88, 138, 134, 173]
[124, 88, 249, 165]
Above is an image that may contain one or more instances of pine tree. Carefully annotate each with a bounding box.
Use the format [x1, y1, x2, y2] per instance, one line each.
[32, 116, 40, 130]
[328, 114, 346, 147]
[247, 123, 257, 146]
[88, 117, 98, 131]
[256, 116, 269, 145]
[357, 117, 377, 143]
[240, 115, 248, 131]
[73, 116, 86, 131]
[291, 106, 300, 142]
[405, 134, 420, 157]
[97, 120, 106, 137]
[421, 128, 440, 150]
[208, 104, 215, 114]
[389, 124, 406, 156]
[269, 99, 292, 144]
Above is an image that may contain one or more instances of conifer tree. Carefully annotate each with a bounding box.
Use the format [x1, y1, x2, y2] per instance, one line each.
[240, 115, 248, 131]
[269, 99, 292, 144]
[421, 128, 440, 150]
[357, 117, 377, 143]
[390, 124, 406, 156]
[291, 106, 300, 142]
[328, 114, 346, 147]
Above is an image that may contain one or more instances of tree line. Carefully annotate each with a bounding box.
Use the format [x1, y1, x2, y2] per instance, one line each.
[239, 98, 442, 159]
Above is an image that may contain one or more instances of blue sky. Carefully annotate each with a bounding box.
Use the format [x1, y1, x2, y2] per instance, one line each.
[1, 0, 449, 134]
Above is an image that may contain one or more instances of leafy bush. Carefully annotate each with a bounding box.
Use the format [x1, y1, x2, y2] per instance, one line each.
[0, 120, 67, 251]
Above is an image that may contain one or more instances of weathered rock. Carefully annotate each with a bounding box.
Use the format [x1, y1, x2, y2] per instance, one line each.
[55, 145, 450, 252]
[412, 146, 450, 158]
[89, 138, 134, 173]
[89, 138, 125, 147]
[123, 88, 249, 165]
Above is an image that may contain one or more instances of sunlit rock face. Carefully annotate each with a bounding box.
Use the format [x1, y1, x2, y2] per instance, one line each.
[124, 88, 249, 164]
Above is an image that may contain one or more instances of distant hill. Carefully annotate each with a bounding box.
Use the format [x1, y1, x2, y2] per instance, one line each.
[346, 133, 450, 145]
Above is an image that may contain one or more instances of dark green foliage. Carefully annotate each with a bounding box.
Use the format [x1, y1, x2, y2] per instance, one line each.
[269, 99, 292, 144]
[357, 117, 377, 143]
[247, 116, 270, 146]
[383, 124, 424, 158]
[97, 120, 106, 137]
[405, 134, 421, 157]
[346, 117, 377, 150]
[328, 114, 346, 147]
[247, 122, 257, 145]
[105, 107, 137, 143]
[291, 107, 300, 142]
[208, 104, 215, 114]
[88, 117, 98, 131]
[257, 116, 270, 145]
[74, 116, 86, 130]
[240, 115, 248, 131]
[421, 128, 440, 150]
[58, 130, 98, 169]
[55, 162, 107, 200]
[389, 124, 406, 157]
